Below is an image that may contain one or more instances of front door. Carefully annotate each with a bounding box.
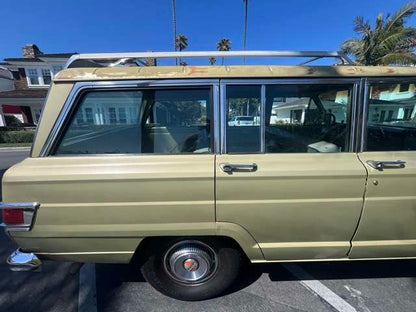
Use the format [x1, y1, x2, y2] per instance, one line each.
[216, 80, 367, 260]
[351, 79, 416, 258]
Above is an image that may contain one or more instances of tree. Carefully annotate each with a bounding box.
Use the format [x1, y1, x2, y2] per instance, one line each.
[171, 0, 177, 65]
[217, 38, 231, 65]
[209, 57, 216, 65]
[340, 2, 416, 65]
[176, 34, 188, 65]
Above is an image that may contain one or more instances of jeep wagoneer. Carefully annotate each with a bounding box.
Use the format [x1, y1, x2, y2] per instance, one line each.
[1, 50, 416, 301]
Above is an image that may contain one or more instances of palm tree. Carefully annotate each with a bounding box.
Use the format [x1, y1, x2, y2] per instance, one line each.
[340, 2, 416, 65]
[171, 0, 177, 65]
[176, 34, 188, 65]
[217, 38, 231, 65]
[242, 0, 248, 64]
[209, 57, 216, 65]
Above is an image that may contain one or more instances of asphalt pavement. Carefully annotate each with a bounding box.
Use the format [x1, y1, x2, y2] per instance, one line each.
[0, 148, 415, 312]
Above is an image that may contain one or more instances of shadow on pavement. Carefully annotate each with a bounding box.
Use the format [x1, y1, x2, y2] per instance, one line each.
[96, 257, 416, 310]
[0, 166, 79, 312]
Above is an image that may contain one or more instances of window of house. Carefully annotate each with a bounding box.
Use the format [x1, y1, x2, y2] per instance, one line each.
[84, 107, 94, 123]
[366, 82, 416, 151]
[52, 65, 64, 76]
[108, 107, 117, 124]
[41, 69, 52, 85]
[54, 88, 212, 155]
[27, 69, 39, 85]
[118, 107, 127, 124]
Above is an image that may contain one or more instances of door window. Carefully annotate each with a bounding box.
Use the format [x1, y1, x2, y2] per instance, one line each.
[226, 85, 261, 153]
[225, 83, 353, 153]
[54, 88, 212, 155]
[266, 84, 352, 153]
[365, 82, 416, 151]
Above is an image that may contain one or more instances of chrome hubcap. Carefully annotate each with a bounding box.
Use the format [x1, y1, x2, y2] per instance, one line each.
[164, 241, 218, 284]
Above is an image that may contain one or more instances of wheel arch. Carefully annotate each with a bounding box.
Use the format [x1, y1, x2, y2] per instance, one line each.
[130, 222, 264, 265]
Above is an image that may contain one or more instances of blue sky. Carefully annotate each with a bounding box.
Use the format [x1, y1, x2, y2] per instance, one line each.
[0, 0, 414, 65]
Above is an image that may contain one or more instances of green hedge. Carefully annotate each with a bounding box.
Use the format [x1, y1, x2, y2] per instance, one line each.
[0, 131, 35, 143]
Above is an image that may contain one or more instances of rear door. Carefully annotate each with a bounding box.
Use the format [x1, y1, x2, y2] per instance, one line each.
[15, 80, 219, 259]
[350, 78, 416, 258]
[216, 79, 367, 260]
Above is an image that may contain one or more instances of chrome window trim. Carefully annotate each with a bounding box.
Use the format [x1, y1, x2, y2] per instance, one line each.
[40, 81, 92, 157]
[40, 79, 220, 157]
[220, 78, 360, 85]
[220, 78, 361, 154]
[213, 84, 220, 154]
[220, 83, 227, 154]
[349, 82, 359, 152]
[260, 84, 266, 153]
[360, 79, 370, 152]
[359, 76, 416, 152]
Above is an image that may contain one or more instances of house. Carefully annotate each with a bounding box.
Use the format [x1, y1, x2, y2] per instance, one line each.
[0, 44, 76, 126]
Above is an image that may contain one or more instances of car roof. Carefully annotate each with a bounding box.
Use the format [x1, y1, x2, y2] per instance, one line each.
[54, 65, 416, 82]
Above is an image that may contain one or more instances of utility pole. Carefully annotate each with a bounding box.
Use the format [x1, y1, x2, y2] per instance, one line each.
[243, 0, 248, 64]
[172, 0, 178, 65]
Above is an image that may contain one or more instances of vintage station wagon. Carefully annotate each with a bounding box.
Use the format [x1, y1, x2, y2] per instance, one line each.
[1, 50, 416, 301]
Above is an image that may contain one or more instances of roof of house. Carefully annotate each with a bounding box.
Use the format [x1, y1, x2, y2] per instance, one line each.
[0, 89, 48, 98]
[4, 53, 77, 63]
[54, 65, 416, 82]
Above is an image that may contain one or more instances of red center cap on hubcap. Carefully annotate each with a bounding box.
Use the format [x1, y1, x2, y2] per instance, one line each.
[183, 258, 199, 271]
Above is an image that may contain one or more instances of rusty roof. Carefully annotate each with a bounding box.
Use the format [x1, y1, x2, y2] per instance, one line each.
[54, 65, 416, 82]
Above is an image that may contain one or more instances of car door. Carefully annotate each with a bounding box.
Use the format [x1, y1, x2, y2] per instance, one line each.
[350, 78, 416, 258]
[216, 79, 368, 260]
[12, 80, 218, 261]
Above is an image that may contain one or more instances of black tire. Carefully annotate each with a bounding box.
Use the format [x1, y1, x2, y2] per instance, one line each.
[141, 238, 241, 301]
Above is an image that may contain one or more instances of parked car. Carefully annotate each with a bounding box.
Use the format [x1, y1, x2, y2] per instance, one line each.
[228, 116, 255, 126]
[1, 50, 416, 301]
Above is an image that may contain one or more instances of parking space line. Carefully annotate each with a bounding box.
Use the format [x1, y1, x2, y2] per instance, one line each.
[78, 263, 98, 312]
[282, 263, 359, 312]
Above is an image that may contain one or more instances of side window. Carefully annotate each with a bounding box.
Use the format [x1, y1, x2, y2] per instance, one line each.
[226, 85, 261, 153]
[266, 84, 352, 153]
[54, 88, 211, 155]
[365, 82, 416, 151]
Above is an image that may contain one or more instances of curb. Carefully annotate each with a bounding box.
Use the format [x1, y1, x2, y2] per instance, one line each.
[0, 147, 31, 151]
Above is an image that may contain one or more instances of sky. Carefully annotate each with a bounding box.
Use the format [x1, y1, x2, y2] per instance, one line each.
[0, 0, 414, 65]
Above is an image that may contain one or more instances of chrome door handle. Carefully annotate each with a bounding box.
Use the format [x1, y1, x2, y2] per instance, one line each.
[219, 163, 258, 173]
[366, 160, 406, 170]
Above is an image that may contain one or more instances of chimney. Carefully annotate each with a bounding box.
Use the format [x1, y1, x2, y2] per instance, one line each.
[144, 50, 157, 66]
[22, 44, 43, 58]
[145, 57, 157, 66]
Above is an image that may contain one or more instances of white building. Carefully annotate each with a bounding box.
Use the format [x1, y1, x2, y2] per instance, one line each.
[0, 44, 75, 126]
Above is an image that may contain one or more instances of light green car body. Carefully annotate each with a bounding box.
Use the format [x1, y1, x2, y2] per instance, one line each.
[4, 65, 416, 264]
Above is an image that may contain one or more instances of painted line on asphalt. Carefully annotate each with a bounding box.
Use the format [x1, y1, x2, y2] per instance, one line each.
[282, 263, 359, 312]
[78, 263, 98, 312]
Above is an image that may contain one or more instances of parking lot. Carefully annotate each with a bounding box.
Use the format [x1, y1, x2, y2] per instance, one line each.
[0, 148, 415, 312]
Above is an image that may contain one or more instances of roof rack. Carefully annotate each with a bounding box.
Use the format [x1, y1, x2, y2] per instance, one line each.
[64, 50, 355, 68]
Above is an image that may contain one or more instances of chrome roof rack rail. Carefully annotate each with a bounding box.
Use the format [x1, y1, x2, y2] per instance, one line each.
[64, 50, 355, 69]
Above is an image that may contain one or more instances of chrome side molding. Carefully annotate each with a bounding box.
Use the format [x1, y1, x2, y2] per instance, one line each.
[7, 248, 42, 272]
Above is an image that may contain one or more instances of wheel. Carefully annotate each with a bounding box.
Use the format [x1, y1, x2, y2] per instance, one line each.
[140, 238, 241, 301]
